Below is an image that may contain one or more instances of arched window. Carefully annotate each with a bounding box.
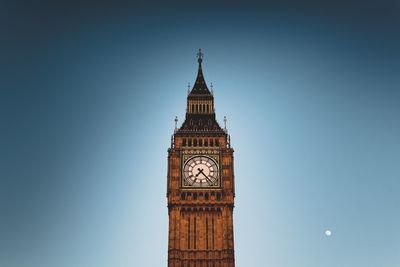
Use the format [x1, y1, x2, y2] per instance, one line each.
[207, 105, 209, 112]
[192, 104, 194, 113]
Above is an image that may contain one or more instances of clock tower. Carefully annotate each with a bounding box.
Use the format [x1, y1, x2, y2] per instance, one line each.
[167, 50, 235, 267]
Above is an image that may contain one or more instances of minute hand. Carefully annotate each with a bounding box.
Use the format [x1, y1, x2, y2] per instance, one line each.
[197, 168, 213, 184]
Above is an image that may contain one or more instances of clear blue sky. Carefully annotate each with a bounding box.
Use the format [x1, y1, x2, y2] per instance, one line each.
[1, 1, 399, 266]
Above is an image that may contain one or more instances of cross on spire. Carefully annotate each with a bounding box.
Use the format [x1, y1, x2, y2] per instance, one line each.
[197, 48, 203, 64]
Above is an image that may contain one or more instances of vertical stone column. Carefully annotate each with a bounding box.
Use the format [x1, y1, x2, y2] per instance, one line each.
[180, 211, 185, 252]
[228, 207, 234, 249]
[176, 207, 180, 251]
[216, 209, 222, 250]
[228, 206, 235, 267]
[168, 208, 173, 250]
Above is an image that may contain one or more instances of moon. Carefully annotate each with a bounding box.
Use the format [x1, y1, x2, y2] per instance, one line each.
[325, 230, 332, 236]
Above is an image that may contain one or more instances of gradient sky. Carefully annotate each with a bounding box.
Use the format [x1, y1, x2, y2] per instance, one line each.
[1, 1, 400, 267]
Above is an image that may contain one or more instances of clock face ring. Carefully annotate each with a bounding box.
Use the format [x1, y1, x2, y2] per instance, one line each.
[183, 155, 219, 187]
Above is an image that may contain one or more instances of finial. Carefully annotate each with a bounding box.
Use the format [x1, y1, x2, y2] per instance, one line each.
[210, 82, 214, 95]
[197, 48, 203, 64]
[224, 116, 227, 131]
[174, 116, 178, 132]
[187, 82, 191, 95]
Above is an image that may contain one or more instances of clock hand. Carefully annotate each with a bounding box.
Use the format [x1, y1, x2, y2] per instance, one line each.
[197, 168, 213, 184]
[197, 168, 207, 177]
[195, 168, 204, 177]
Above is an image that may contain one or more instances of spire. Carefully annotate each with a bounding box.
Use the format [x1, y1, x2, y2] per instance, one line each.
[174, 116, 178, 132]
[175, 49, 225, 134]
[224, 116, 227, 132]
[189, 49, 211, 95]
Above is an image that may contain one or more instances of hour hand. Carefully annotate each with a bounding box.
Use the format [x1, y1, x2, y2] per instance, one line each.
[196, 168, 206, 178]
[195, 168, 203, 177]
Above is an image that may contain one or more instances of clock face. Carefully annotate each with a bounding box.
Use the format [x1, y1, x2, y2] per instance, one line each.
[183, 155, 219, 187]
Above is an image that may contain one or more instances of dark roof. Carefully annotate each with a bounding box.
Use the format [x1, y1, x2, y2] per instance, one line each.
[189, 63, 211, 95]
[188, 49, 212, 98]
[176, 114, 225, 135]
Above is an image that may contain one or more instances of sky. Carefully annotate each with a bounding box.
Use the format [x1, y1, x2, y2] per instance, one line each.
[1, 1, 400, 266]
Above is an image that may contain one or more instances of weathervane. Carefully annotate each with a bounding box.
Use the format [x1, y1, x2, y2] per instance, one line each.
[210, 82, 214, 95]
[187, 82, 191, 95]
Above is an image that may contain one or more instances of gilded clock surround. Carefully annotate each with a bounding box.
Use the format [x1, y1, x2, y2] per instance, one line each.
[181, 154, 221, 188]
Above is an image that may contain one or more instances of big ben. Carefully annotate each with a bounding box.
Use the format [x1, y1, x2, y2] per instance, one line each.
[167, 50, 235, 267]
